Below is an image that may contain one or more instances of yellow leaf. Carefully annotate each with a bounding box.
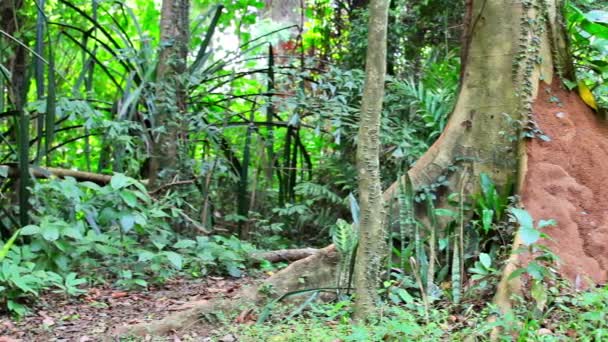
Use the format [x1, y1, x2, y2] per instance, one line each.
[578, 81, 598, 111]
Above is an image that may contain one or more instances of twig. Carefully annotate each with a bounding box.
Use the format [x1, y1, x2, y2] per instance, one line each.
[177, 209, 210, 234]
[410, 257, 430, 323]
[149, 179, 196, 195]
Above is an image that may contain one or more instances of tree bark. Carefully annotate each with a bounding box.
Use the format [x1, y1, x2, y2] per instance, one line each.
[148, 0, 190, 189]
[1, 0, 29, 227]
[352, 0, 389, 321]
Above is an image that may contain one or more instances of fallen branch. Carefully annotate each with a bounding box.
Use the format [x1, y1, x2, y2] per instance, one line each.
[2, 164, 113, 184]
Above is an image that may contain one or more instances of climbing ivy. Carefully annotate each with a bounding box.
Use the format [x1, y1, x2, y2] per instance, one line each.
[512, 0, 552, 141]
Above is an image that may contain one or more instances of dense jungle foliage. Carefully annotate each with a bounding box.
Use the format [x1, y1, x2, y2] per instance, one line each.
[0, 0, 607, 340]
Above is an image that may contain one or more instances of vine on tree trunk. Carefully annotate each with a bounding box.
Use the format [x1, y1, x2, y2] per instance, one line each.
[512, 0, 553, 142]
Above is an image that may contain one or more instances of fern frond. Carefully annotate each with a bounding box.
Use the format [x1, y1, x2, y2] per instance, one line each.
[294, 182, 343, 205]
[333, 219, 356, 255]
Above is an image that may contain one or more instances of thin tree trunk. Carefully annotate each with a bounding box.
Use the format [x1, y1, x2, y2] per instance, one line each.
[352, 0, 389, 321]
[148, 0, 190, 189]
[1, 0, 29, 227]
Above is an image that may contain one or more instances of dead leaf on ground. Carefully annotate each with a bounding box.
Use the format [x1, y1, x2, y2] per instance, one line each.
[111, 292, 129, 299]
[42, 317, 55, 327]
[218, 334, 236, 342]
[234, 308, 255, 324]
[0, 336, 19, 342]
[173, 300, 209, 311]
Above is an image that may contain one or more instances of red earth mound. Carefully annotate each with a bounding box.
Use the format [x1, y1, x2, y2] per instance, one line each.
[522, 78, 608, 286]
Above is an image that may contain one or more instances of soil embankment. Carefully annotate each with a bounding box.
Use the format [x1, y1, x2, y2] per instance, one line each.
[523, 79, 608, 285]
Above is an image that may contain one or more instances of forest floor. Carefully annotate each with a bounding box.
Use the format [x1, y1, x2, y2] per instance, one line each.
[0, 276, 256, 342]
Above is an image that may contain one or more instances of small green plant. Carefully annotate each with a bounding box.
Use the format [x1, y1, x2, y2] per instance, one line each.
[508, 207, 559, 311]
[0, 258, 51, 317]
[468, 252, 499, 289]
[471, 173, 511, 234]
[173, 235, 256, 278]
[49, 272, 87, 297]
[332, 219, 357, 296]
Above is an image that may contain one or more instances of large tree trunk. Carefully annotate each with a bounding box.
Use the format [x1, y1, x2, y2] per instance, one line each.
[388, 0, 570, 198]
[352, 0, 389, 320]
[116, 0, 587, 336]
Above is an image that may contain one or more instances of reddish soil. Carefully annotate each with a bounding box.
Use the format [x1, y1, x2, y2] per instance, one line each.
[523, 78, 608, 286]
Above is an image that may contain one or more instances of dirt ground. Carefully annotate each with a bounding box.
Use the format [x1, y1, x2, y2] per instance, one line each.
[523, 78, 608, 286]
[0, 276, 255, 341]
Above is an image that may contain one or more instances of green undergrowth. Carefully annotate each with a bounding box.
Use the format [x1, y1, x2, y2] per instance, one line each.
[0, 175, 264, 317]
[222, 283, 608, 341]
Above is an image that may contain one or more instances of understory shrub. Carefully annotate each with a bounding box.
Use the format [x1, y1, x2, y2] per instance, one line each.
[0, 174, 258, 316]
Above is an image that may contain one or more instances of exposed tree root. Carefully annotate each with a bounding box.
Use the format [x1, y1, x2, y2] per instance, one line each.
[250, 248, 320, 264]
[114, 245, 339, 337]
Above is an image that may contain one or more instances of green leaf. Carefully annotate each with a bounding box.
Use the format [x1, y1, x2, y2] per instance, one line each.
[0, 229, 21, 261]
[41, 225, 60, 241]
[133, 190, 151, 204]
[586, 10, 608, 24]
[110, 173, 130, 190]
[119, 190, 138, 207]
[581, 311, 603, 321]
[520, 227, 541, 246]
[137, 250, 155, 262]
[526, 262, 544, 280]
[62, 226, 83, 240]
[434, 208, 456, 217]
[479, 253, 492, 269]
[130, 180, 148, 194]
[395, 288, 414, 304]
[531, 281, 547, 309]
[226, 264, 243, 277]
[482, 209, 494, 233]
[20, 225, 40, 236]
[119, 214, 135, 233]
[471, 274, 485, 281]
[80, 181, 101, 191]
[173, 239, 196, 249]
[134, 213, 147, 226]
[508, 268, 527, 280]
[164, 251, 183, 270]
[13, 276, 38, 294]
[65, 272, 86, 286]
[581, 20, 608, 38]
[479, 173, 495, 201]
[99, 207, 119, 224]
[7, 300, 29, 317]
[509, 208, 534, 230]
[563, 79, 577, 90]
[134, 279, 148, 288]
[0, 165, 8, 178]
[54, 254, 70, 271]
